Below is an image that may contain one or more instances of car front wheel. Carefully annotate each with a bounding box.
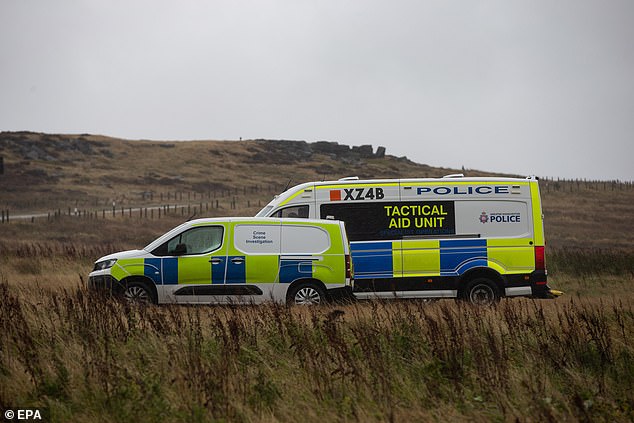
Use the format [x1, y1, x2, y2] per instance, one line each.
[122, 280, 156, 304]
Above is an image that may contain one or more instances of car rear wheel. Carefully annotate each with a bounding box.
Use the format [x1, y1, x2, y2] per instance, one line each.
[287, 282, 326, 306]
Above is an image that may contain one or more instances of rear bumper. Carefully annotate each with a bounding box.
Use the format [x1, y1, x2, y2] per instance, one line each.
[528, 270, 563, 298]
[504, 270, 560, 299]
[529, 270, 552, 298]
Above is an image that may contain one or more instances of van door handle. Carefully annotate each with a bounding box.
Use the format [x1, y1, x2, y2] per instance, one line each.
[231, 257, 245, 264]
[209, 258, 223, 265]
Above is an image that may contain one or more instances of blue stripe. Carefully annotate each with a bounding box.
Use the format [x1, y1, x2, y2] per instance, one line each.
[440, 239, 487, 249]
[225, 256, 246, 284]
[162, 258, 178, 285]
[211, 257, 227, 284]
[440, 239, 487, 276]
[279, 259, 303, 284]
[350, 241, 393, 279]
[144, 258, 162, 285]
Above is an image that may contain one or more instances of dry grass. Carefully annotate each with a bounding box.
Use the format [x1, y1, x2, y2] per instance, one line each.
[541, 184, 634, 250]
[0, 231, 632, 420]
[0, 279, 633, 422]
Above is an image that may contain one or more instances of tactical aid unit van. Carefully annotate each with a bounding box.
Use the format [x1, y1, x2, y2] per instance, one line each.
[89, 217, 352, 305]
[257, 175, 555, 304]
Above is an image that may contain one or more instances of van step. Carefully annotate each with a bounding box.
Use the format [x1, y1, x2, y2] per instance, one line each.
[548, 289, 564, 298]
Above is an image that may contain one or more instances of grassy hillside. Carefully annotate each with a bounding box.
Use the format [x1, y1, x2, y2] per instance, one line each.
[0, 131, 471, 213]
[1, 131, 633, 250]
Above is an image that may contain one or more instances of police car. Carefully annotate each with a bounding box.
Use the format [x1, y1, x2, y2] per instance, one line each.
[89, 217, 353, 305]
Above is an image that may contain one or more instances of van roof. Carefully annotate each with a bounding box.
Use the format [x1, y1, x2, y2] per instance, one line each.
[283, 175, 535, 189]
[267, 176, 537, 207]
[185, 217, 340, 225]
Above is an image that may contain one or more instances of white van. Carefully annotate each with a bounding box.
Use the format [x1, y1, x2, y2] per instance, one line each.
[89, 217, 353, 305]
[257, 175, 556, 304]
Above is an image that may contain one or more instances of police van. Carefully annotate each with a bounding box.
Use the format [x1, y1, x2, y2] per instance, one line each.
[89, 217, 352, 305]
[257, 175, 555, 304]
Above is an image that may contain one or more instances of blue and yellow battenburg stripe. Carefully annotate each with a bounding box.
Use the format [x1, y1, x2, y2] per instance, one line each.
[111, 255, 317, 285]
[351, 238, 534, 279]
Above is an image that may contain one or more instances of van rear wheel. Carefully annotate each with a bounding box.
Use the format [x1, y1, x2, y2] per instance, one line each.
[287, 282, 326, 306]
[462, 277, 500, 306]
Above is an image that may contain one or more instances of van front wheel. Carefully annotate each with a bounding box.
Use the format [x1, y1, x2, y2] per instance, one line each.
[287, 283, 326, 306]
[462, 277, 500, 306]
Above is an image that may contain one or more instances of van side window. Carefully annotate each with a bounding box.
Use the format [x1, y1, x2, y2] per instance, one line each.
[320, 201, 456, 241]
[320, 203, 391, 241]
[152, 226, 224, 256]
[281, 225, 330, 254]
[234, 224, 281, 254]
[273, 205, 309, 218]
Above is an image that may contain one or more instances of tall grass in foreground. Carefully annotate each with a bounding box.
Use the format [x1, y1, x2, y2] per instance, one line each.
[1, 282, 633, 422]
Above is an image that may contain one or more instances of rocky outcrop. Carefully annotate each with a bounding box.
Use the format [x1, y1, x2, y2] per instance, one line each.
[248, 139, 390, 164]
[0, 132, 110, 162]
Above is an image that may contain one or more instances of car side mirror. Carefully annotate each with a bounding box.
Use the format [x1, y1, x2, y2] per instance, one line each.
[173, 243, 187, 255]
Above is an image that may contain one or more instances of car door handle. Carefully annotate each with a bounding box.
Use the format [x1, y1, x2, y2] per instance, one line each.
[230, 257, 245, 264]
[209, 258, 223, 264]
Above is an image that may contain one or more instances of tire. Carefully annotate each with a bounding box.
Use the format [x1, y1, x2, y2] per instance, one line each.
[287, 282, 326, 306]
[462, 277, 500, 306]
[122, 280, 157, 304]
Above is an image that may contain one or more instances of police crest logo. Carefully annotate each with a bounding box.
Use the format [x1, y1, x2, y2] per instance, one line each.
[479, 211, 489, 224]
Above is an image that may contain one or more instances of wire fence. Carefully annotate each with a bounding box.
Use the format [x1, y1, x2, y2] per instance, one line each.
[2, 178, 633, 224]
[1, 183, 284, 223]
[539, 177, 634, 193]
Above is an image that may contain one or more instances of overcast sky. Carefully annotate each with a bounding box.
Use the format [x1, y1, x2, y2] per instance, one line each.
[1, 1, 633, 181]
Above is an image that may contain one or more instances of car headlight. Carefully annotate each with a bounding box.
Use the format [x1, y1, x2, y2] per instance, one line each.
[93, 259, 117, 271]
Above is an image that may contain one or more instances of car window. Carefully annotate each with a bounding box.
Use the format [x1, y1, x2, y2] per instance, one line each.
[153, 226, 224, 256]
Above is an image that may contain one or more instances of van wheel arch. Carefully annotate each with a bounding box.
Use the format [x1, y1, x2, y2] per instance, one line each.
[458, 268, 504, 305]
[285, 278, 328, 306]
[117, 276, 158, 304]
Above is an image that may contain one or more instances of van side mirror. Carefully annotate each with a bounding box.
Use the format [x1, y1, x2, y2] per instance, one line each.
[173, 243, 187, 255]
